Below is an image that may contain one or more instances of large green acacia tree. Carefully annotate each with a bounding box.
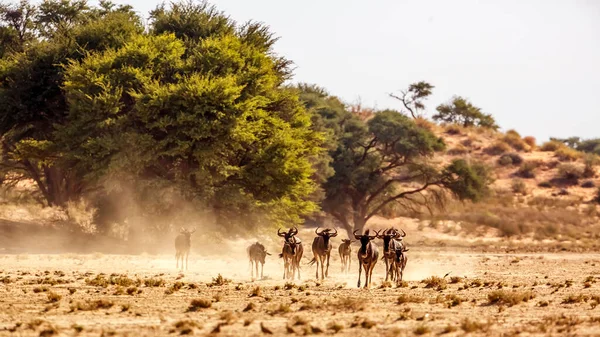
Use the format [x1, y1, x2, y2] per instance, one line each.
[0, 0, 323, 231]
[60, 6, 322, 227]
[297, 86, 491, 237]
[0, 0, 143, 206]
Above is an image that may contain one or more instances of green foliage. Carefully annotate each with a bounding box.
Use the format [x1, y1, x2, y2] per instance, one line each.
[389, 81, 434, 118]
[433, 96, 498, 129]
[441, 159, 491, 202]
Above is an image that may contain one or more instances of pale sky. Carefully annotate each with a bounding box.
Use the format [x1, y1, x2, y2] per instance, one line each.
[103, 0, 599, 141]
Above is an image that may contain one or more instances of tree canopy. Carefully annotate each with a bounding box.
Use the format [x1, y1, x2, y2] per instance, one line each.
[433, 96, 498, 129]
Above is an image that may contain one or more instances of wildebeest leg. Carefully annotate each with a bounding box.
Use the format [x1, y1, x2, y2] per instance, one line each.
[256, 262, 259, 280]
[325, 251, 330, 278]
[320, 256, 325, 280]
[260, 262, 264, 279]
[384, 258, 389, 282]
[367, 262, 376, 289]
[283, 260, 287, 280]
[185, 251, 189, 271]
[348, 255, 351, 274]
[357, 262, 362, 288]
[176, 253, 179, 269]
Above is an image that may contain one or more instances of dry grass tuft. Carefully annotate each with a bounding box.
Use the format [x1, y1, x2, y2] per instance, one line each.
[488, 290, 535, 306]
[188, 298, 212, 311]
[485, 140, 511, 155]
[71, 299, 114, 311]
[422, 276, 448, 290]
[555, 147, 582, 162]
[397, 294, 425, 304]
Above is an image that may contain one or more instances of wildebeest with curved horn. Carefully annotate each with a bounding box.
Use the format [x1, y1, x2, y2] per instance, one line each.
[307, 227, 338, 280]
[247, 242, 271, 280]
[277, 226, 303, 280]
[175, 227, 196, 271]
[338, 239, 353, 273]
[354, 229, 380, 289]
[377, 227, 407, 284]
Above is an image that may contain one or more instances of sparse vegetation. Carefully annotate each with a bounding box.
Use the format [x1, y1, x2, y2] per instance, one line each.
[488, 290, 535, 306]
[188, 298, 212, 311]
[423, 276, 448, 290]
[498, 153, 523, 166]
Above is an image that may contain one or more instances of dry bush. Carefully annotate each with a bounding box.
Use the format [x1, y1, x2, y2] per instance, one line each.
[498, 153, 523, 166]
[506, 129, 521, 137]
[555, 147, 582, 162]
[541, 140, 563, 151]
[415, 117, 434, 131]
[210, 274, 231, 287]
[461, 319, 490, 333]
[557, 163, 584, 181]
[47, 291, 61, 303]
[584, 153, 599, 178]
[523, 136, 537, 148]
[447, 144, 469, 155]
[511, 179, 527, 195]
[461, 137, 476, 147]
[503, 133, 530, 152]
[188, 298, 212, 311]
[71, 299, 114, 311]
[516, 161, 540, 179]
[397, 294, 425, 304]
[414, 325, 431, 335]
[488, 290, 535, 306]
[445, 124, 462, 135]
[538, 181, 553, 188]
[485, 140, 511, 155]
[422, 276, 448, 290]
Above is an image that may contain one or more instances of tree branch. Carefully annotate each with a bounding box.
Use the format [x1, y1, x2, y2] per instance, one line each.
[365, 180, 442, 221]
[390, 91, 416, 119]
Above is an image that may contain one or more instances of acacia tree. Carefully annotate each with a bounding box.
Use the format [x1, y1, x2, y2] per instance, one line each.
[433, 96, 498, 129]
[0, 0, 143, 206]
[60, 3, 323, 228]
[302, 89, 491, 236]
[389, 81, 435, 119]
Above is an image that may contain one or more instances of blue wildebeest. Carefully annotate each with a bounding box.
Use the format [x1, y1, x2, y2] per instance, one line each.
[278, 227, 303, 280]
[247, 241, 271, 280]
[307, 227, 338, 280]
[354, 229, 380, 289]
[175, 227, 196, 270]
[338, 239, 353, 273]
[377, 227, 408, 285]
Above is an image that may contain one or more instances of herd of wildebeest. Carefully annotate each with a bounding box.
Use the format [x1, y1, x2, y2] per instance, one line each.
[174, 226, 409, 289]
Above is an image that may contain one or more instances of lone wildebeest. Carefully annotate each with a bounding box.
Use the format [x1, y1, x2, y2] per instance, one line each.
[277, 227, 303, 280]
[354, 229, 379, 289]
[307, 227, 338, 280]
[247, 242, 271, 280]
[175, 227, 196, 270]
[338, 239, 353, 273]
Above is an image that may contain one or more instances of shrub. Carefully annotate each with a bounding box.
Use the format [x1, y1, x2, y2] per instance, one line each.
[583, 154, 600, 178]
[188, 298, 212, 311]
[581, 181, 595, 188]
[485, 141, 511, 155]
[503, 133, 530, 152]
[506, 129, 521, 137]
[498, 153, 523, 166]
[555, 147, 582, 162]
[415, 117, 434, 131]
[422, 276, 447, 290]
[523, 136, 536, 148]
[447, 144, 468, 155]
[538, 181, 553, 188]
[461, 137, 475, 147]
[487, 290, 534, 306]
[516, 161, 539, 179]
[541, 140, 563, 152]
[511, 179, 527, 195]
[557, 163, 584, 181]
[445, 124, 462, 135]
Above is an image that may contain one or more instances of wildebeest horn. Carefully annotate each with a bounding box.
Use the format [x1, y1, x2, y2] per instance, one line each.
[370, 229, 380, 239]
[180, 227, 186, 233]
[315, 227, 321, 235]
[291, 226, 299, 235]
[190, 228, 197, 234]
[353, 229, 361, 240]
[400, 228, 406, 237]
[277, 228, 286, 237]
[265, 251, 272, 256]
[330, 227, 338, 236]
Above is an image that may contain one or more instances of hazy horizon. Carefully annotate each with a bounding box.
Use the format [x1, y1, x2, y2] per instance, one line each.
[97, 0, 600, 142]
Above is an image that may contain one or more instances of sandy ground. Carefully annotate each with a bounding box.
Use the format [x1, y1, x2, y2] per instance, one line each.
[1, 242, 600, 337]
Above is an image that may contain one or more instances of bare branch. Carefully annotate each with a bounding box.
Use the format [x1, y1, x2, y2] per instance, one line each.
[365, 181, 442, 221]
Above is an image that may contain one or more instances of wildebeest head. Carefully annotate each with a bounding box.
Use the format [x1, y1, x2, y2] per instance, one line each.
[353, 229, 379, 255]
[315, 227, 337, 247]
[278, 227, 299, 254]
[251, 242, 271, 264]
[377, 227, 405, 252]
[179, 227, 196, 239]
